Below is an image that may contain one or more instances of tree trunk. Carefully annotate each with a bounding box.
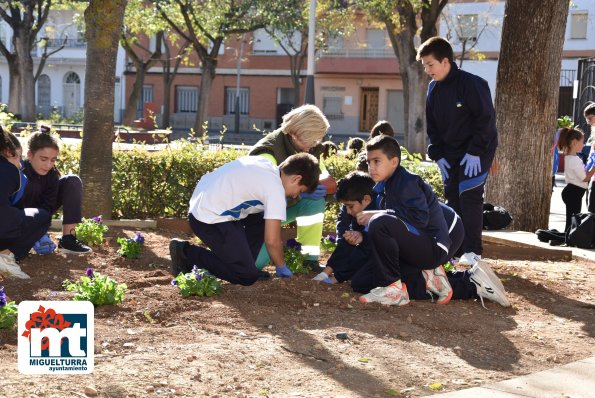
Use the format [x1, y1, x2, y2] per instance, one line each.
[7, 57, 19, 116]
[122, 66, 145, 126]
[386, 8, 429, 156]
[79, 0, 126, 219]
[11, 28, 36, 121]
[485, 0, 569, 231]
[193, 60, 216, 134]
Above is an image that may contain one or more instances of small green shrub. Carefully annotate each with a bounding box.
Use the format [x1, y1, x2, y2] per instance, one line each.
[117, 232, 144, 259]
[284, 239, 309, 274]
[320, 234, 337, 253]
[172, 266, 221, 298]
[0, 286, 18, 329]
[63, 268, 127, 306]
[75, 217, 108, 246]
[55, 139, 442, 222]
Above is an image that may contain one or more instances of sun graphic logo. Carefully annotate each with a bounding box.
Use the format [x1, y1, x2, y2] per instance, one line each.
[18, 301, 94, 374]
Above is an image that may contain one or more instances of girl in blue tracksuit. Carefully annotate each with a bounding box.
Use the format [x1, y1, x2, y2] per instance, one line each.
[0, 127, 50, 278]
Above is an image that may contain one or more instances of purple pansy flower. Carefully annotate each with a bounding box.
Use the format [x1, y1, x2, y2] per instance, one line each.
[326, 234, 336, 243]
[195, 273, 202, 282]
[286, 238, 302, 251]
[91, 216, 102, 223]
[170, 279, 177, 286]
[133, 232, 145, 244]
[86, 268, 95, 278]
[0, 286, 6, 307]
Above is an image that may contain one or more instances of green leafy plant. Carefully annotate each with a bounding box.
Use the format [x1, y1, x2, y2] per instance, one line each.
[54, 138, 442, 221]
[284, 239, 309, 274]
[117, 232, 144, 259]
[172, 266, 221, 298]
[320, 234, 337, 253]
[557, 115, 573, 129]
[0, 286, 18, 329]
[63, 268, 127, 306]
[75, 216, 108, 246]
[442, 259, 456, 273]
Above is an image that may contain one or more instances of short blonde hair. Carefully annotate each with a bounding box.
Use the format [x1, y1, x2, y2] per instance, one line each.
[281, 104, 329, 147]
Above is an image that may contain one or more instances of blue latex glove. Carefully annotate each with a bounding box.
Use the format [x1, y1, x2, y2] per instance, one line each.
[460, 153, 481, 177]
[436, 158, 451, 181]
[33, 234, 56, 255]
[275, 263, 293, 278]
[300, 184, 327, 200]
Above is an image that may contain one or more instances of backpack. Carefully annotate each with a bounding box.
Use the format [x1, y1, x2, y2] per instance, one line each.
[566, 213, 595, 249]
[483, 203, 513, 230]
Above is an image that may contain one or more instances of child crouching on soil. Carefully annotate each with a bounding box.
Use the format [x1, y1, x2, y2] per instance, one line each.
[317, 169, 510, 308]
[169, 153, 320, 286]
[348, 136, 510, 307]
[0, 127, 51, 279]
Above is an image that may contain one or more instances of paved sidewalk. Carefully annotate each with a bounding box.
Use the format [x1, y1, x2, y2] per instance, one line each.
[429, 174, 594, 397]
[427, 356, 595, 397]
[483, 174, 594, 263]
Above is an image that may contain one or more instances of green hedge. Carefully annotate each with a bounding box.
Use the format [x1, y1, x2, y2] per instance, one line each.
[56, 141, 442, 222]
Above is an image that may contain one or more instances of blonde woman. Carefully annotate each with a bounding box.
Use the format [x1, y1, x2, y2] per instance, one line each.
[249, 104, 331, 273]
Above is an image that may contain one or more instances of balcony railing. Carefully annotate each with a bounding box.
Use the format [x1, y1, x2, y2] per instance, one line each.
[320, 47, 394, 59]
[42, 38, 86, 49]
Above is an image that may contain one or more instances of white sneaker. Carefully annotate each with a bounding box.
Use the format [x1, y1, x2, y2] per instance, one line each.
[0, 252, 30, 279]
[359, 281, 410, 306]
[458, 252, 481, 266]
[312, 271, 328, 282]
[469, 261, 510, 308]
[422, 265, 453, 305]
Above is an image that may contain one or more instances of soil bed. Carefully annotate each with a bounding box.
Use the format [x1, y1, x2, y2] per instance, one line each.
[1, 228, 593, 397]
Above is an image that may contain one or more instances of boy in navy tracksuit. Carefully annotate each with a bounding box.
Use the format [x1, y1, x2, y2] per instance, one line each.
[355, 135, 454, 306]
[312, 172, 378, 284]
[417, 36, 498, 266]
[322, 168, 511, 307]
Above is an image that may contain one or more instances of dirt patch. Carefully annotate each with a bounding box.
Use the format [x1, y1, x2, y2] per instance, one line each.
[1, 228, 594, 398]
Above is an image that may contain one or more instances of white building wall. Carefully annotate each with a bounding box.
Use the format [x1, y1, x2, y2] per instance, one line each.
[0, 9, 126, 122]
[440, 0, 595, 101]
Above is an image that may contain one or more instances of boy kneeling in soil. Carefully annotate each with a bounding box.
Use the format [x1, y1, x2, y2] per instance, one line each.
[169, 153, 320, 286]
[316, 170, 510, 308]
[344, 136, 510, 307]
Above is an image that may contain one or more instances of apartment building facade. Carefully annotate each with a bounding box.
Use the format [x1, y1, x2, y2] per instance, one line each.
[441, 0, 595, 119]
[0, 9, 126, 121]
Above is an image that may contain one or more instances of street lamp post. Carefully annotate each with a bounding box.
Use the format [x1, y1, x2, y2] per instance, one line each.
[304, 0, 316, 105]
[235, 34, 247, 134]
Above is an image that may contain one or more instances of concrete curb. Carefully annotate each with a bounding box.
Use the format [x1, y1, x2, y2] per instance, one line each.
[50, 219, 157, 231]
[483, 230, 594, 263]
[426, 356, 595, 397]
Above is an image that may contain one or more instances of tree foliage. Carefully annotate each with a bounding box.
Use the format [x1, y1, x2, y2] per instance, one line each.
[151, 0, 299, 132]
[266, 0, 353, 106]
[356, 0, 448, 155]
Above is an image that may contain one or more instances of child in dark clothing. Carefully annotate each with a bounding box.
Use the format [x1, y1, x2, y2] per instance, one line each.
[317, 168, 511, 307]
[352, 135, 453, 306]
[17, 126, 91, 254]
[417, 37, 498, 266]
[312, 172, 377, 283]
[0, 127, 51, 278]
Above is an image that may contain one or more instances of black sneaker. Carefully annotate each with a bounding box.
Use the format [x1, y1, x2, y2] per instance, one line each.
[257, 270, 271, 281]
[58, 235, 92, 254]
[169, 239, 193, 276]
